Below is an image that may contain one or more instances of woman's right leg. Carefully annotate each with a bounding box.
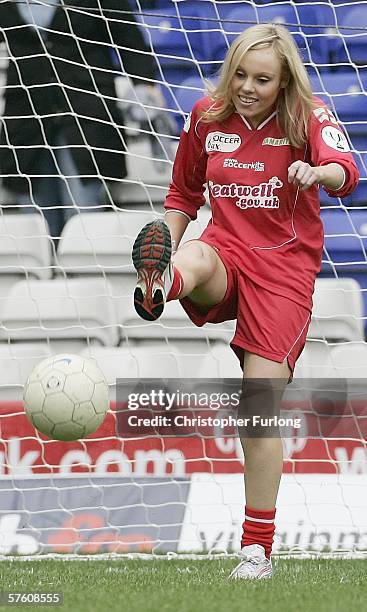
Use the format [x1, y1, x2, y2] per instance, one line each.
[132, 220, 227, 320]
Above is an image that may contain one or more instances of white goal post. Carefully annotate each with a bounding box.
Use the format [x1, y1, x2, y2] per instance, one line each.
[0, 0, 366, 558]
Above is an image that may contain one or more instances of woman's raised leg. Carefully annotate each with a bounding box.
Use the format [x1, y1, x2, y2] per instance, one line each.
[132, 217, 227, 320]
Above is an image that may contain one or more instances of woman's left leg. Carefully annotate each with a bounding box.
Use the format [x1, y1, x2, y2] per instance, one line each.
[230, 353, 289, 580]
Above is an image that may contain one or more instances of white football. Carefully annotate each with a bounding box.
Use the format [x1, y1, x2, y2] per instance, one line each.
[23, 354, 109, 441]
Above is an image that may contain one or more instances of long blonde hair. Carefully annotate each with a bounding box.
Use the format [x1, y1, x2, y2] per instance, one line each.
[202, 24, 315, 148]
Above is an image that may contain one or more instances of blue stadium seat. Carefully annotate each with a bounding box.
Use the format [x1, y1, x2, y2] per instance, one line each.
[314, 3, 367, 67]
[309, 70, 367, 149]
[352, 154, 367, 205]
[160, 74, 206, 132]
[174, 76, 207, 115]
[334, 5, 367, 66]
[309, 70, 367, 205]
[199, 4, 258, 74]
[312, 4, 342, 65]
[308, 70, 367, 130]
[322, 209, 367, 266]
[173, 75, 220, 131]
[135, 4, 207, 77]
[199, 3, 325, 75]
[258, 4, 326, 65]
[319, 154, 367, 208]
[320, 209, 367, 332]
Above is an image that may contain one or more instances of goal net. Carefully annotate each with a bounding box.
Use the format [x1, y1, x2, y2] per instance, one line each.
[0, 0, 366, 558]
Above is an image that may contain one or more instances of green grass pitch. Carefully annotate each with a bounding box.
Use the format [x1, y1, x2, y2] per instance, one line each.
[0, 558, 365, 612]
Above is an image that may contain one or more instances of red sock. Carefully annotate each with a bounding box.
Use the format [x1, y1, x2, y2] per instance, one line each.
[241, 506, 276, 559]
[167, 267, 184, 301]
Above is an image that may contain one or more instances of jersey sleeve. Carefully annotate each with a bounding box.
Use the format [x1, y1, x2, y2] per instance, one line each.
[308, 102, 360, 198]
[164, 98, 209, 220]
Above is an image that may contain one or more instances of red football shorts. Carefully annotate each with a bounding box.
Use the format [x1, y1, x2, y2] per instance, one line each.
[179, 241, 311, 374]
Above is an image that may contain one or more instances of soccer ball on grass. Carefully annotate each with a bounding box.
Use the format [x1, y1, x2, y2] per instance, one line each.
[23, 354, 109, 441]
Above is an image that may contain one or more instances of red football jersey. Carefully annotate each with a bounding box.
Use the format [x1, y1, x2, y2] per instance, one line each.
[164, 97, 359, 308]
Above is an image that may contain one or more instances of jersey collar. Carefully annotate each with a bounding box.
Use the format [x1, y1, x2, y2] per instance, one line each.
[237, 110, 277, 131]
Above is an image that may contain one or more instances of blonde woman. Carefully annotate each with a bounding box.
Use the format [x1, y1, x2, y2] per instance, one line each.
[132, 24, 359, 578]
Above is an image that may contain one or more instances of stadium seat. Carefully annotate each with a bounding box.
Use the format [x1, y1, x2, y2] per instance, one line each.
[312, 4, 344, 65]
[0, 343, 51, 400]
[308, 278, 365, 342]
[329, 341, 367, 378]
[321, 209, 367, 268]
[80, 343, 184, 382]
[135, 5, 207, 76]
[0, 278, 120, 349]
[323, 343, 367, 440]
[138, 1, 212, 119]
[174, 76, 207, 116]
[0, 213, 52, 299]
[81, 339, 242, 381]
[120, 298, 235, 343]
[57, 211, 157, 275]
[333, 5, 367, 66]
[308, 70, 367, 205]
[294, 339, 338, 378]
[57, 208, 212, 321]
[309, 71, 366, 127]
[258, 4, 326, 65]
[106, 135, 173, 204]
[203, 4, 324, 74]
[351, 154, 367, 206]
[195, 340, 243, 378]
[118, 4, 210, 121]
[320, 210, 367, 331]
[315, 3, 367, 67]
[201, 4, 258, 72]
[57, 211, 158, 313]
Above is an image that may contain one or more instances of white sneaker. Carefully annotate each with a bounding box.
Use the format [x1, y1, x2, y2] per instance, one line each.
[229, 544, 273, 580]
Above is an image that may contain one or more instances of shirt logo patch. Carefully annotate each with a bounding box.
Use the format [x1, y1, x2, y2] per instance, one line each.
[321, 125, 350, 152]
[223, 158, 265, 171]
[205, 132, 242, 153]
[262, 137, 290, 146]
[209, 176, 283, 210]
[313, 107, 338, 125]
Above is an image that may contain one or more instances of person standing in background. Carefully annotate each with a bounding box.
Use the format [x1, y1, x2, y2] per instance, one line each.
[0, 0, 158, 242]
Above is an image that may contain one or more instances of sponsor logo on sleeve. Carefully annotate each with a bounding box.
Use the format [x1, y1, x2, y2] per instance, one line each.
[262, 137, 290, 146]
[208, 176, 283, 210]
[205, 132, 242, 153]
[183, 112, 191, 133]
[321, 125, 350, 152]
[313, 107, 338, 125]
[223, 158, 265, 171]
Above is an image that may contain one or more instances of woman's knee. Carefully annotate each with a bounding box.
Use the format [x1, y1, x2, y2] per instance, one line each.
[175, 240, 217, 280]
